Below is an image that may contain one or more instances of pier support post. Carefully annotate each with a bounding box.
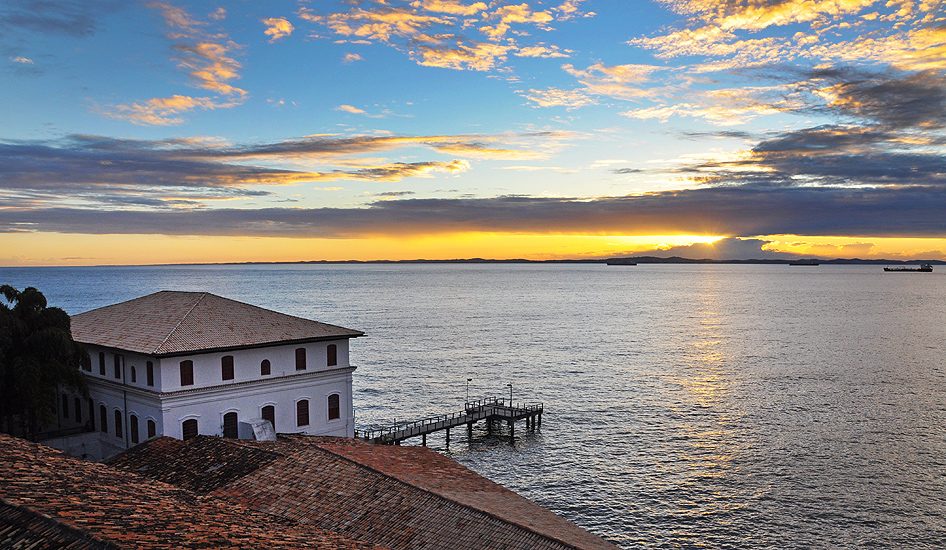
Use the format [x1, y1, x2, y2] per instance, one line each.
[445, 428, 450, 448]
[487, 419, 493, 435]
[538, 413, 541, 429]
[422, 433, 427, 447]
[508, 420, 514, 442]
[467, 422, 473, 439]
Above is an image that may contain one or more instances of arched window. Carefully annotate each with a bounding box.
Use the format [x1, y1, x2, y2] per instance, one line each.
[131, 366, 137, 383]
[296, 400, 309, 427]
[182, 419, 198, 441]
[223, 412, 238, 438]
[260, 359, 271, 376]
[180, 360, 194, 386]
[327, 344, 337, 367]
[113, 355, 121, 379]
[88, 398, 95, 431]
[146, 361, 154, 386]
[74, 397, 81, 423]
[262, 405, 275, 432]
[221, 355, 234, 381]
[147, 419, 156, 439]
[62, 394, 69, 419]
[114, 410, 123, 439]
[130, 415, 139, 444]
[98, 352, 106, 375]
[295, 348, 306, 371]
[100, 405, 107, 433]
[328, 394, 340, 420]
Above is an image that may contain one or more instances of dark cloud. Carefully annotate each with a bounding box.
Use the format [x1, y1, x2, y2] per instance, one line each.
[0, 0, 124, 37]
[1, 186, 944, 238]
[677, 125, 946, 188]
[633, 237, 795, 260]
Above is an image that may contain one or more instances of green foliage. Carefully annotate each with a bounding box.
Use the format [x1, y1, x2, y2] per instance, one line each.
[0, 286, 88, 439]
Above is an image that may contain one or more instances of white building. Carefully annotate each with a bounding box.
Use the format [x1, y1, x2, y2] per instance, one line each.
[53, 291, 363, 460]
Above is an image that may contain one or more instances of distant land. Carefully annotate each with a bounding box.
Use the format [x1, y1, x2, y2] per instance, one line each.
[200, 257, 946, 267]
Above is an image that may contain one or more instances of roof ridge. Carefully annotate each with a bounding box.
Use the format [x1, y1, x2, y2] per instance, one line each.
[152, 291, 208, 355]
[305, 442, 589, 550]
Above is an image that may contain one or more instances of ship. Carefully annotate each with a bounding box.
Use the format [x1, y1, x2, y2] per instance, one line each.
[884, 263, 933, 272]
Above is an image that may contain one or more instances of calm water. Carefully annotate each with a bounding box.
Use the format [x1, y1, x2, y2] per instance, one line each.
[3, 263, 945, 548]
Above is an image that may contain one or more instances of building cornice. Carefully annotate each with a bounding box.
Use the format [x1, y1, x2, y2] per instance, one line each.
[77, 335, 362, 360]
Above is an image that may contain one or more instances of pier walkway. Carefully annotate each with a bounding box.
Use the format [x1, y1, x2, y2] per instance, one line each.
[356, 397, 543, 445]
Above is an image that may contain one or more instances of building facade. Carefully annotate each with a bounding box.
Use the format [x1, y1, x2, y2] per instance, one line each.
[55, 291, 363, 460]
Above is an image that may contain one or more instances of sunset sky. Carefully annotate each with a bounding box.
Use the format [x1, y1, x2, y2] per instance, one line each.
[2, 0, 945, 265]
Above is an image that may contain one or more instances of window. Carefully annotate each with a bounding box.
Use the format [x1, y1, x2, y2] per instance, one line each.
[295, 348, 306, 371]
[74, 397, 82, 423]
[88, 399, 95, 431]
[328, 394, 340, 420]
[262, 405, 275, 432]
[180, 360, 194, 386]
[130, 415, 139, 444]
[223, 412, 238, 439]
[296, 399, 309, 427]
[62, 394, 69, 419]
[98, 352, 105, 375]
[131, 366, 137, 383]
[113, 355, 121, 379]
[221, 355, 234, 381]
[182, 419, 198, 441]
[260, 359, 271, 376]
[114, 410, 123, 439]
[146, 361, 154, 386]
[100, 405, 107, 433]
[327, 344, 337, 367]
[147, 419, 156, 439]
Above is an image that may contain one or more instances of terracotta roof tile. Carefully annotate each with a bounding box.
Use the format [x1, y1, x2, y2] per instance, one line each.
[71, 291, 363, 356]
[110, 435, 620, 550]
[0, 434, 386, 550]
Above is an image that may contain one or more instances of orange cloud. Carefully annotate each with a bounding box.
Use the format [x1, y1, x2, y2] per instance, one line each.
[262, 17, 294, 42]
[100, 3, 247, 125]
[411, 0, 487, 16]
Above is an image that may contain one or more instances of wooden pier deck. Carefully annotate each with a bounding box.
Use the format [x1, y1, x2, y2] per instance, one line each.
[356, 397, 543, 445]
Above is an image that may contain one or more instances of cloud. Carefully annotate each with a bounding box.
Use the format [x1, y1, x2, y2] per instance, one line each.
[10, 56, 33, 64]
[3, 185, 946, 238]
[262, 17, 294, 42]
[410, 0, 487, 16]
[0, 0, 123, 37]
[299, 1, 580, 72]
[336, 104, 367, 114]
[343, 53, 363, 63]
[0, 132, 555, 209]
[519, 87, 595, 108]
[634, 237, 795, 260]
[97, 2, 246, 125]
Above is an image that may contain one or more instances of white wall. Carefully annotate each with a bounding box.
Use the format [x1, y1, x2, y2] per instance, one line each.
[77, 339, 356, 452]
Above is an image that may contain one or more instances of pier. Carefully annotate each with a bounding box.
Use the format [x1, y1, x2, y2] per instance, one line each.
[356, 397, 543, 445]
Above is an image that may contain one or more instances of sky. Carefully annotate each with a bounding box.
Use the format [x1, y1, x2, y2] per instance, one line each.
[1, 0, 945, 265]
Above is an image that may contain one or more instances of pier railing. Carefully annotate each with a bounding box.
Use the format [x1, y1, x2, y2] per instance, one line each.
[356, 396, 543, 444]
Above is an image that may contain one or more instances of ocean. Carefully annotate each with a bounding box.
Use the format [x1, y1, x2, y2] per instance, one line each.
[2, 263, 945, 548]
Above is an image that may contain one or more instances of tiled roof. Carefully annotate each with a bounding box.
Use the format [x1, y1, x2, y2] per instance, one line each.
[107, 435, 283, 494]
[71, 291, 363, 356]
[109, 435, 621, 550]
[314, 440, 619, 550]
[0, 434, 386, 550]
[0, 499, 120, 550]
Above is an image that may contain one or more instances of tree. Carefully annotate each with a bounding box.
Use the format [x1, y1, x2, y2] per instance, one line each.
[0, 286, 88, 440]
